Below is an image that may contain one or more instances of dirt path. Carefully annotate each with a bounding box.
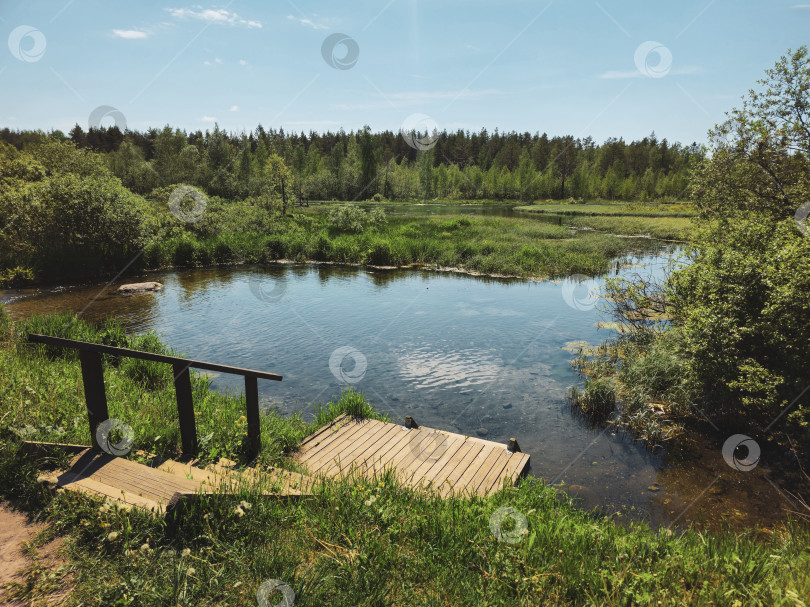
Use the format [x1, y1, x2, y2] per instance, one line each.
[0, 503, 68, 607]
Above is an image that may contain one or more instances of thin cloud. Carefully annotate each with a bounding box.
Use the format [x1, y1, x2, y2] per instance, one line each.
[598, 66, 702, 79]
[112, 29, 149, 39]
[201, 116, 217, 122]
[167, 7, 262, 29]
[286, 14, 331, 30]
[229, 105, 239, 112]
[791, 4, 810, 7]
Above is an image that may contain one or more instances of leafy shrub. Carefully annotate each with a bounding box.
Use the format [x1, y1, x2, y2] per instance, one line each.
[328, 205, 386, 234]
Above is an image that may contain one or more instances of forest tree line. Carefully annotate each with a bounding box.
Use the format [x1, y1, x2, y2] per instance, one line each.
[0, 124, 701, 203]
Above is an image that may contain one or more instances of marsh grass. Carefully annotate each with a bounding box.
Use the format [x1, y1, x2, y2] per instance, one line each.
[140, 211, 653, 279]
[3, 307, 809, 605]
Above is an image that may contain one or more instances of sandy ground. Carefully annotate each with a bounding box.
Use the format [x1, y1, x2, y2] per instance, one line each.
[0, 503, 68, 607]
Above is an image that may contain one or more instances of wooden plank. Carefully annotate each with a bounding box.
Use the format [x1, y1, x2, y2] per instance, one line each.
[360, 427, 415, 477]
[354, 426, 412, 474]
[445, 444, 495, 497]
[68, 452, 202, 502]
[28, 333, 282, 381]
[301, 419, 388, 471]
[297, 414, 349, 449]
[415, 434, 469, 488]
[408, 431, 465, 488]
[386, 428, 431, 480]
[314, 420, 395, 477]
[57, 471, 163, 512]
[474, 451, 515, 496]
[499, 452, 531, 485]
[78, 350, 109, 451]
[327, 423, 403, 478]
[436, 440, 485, 497]
[173, 363, 198, 456]
[393, 427, 458, 486]
[465, 447, 507, 497]
[295, 420, 367, 463]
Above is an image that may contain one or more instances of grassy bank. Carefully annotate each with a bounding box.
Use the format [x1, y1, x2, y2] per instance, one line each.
[139, 209, 654, 279]
[2, 308, 810, 606]
[514, 202, 696, 217]
[514, 202, 695, 241]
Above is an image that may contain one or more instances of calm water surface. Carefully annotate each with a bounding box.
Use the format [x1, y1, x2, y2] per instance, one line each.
[3, 243, 793, 529]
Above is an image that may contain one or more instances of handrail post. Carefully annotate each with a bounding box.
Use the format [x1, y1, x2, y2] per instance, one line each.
[173, 363, 198, 457]
[78, 350, 110, 451]
[244, 375, 261, 459]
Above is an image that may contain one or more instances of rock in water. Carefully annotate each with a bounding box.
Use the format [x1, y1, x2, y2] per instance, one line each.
[118, 282, 163, 294]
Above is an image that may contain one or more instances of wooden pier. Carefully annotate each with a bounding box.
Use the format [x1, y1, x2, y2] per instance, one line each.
[294, 414, 530, 497]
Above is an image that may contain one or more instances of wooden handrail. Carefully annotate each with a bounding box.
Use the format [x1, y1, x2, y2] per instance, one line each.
[27, 333, 282, 458]
[27, 334, 282, 381]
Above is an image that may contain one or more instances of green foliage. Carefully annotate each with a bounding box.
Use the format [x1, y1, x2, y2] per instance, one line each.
[691, 46, 810, 221]
[0, 141, 147, 280]
[327, 204, 385, 233]
[669, 219, 810, 429]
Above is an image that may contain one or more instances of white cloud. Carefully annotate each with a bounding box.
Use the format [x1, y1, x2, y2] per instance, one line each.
[286, 14, 331, 30]
[167, 7, 262, 29]
[229, 105, 239, 112]
[201, 116, 217, 122]
[598, 66, 701, 79]
[238, 59, 247, 66]
[215, 58, 222, 64]
[112, 29, 149, 39]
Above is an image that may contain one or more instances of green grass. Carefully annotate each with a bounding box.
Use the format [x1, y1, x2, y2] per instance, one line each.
[140, 211, 661, 279]
[2, 307, 810, 605]
[513, 204, 695, 240]
[514, 201, 697, 217]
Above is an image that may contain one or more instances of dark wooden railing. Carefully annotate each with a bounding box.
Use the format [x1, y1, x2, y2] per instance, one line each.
[27, 334, 282, 458]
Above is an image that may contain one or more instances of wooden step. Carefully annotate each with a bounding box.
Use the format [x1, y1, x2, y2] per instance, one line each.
[50, 447, 314, 515]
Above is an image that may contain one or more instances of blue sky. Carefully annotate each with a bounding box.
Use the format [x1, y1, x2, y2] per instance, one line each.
[1, 1, 808, 145]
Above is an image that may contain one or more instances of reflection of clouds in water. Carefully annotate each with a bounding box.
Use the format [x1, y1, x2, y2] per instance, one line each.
[456, 302, 525, 317]
[398, 347, 503, 389]
[398, 347, 563, 396]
